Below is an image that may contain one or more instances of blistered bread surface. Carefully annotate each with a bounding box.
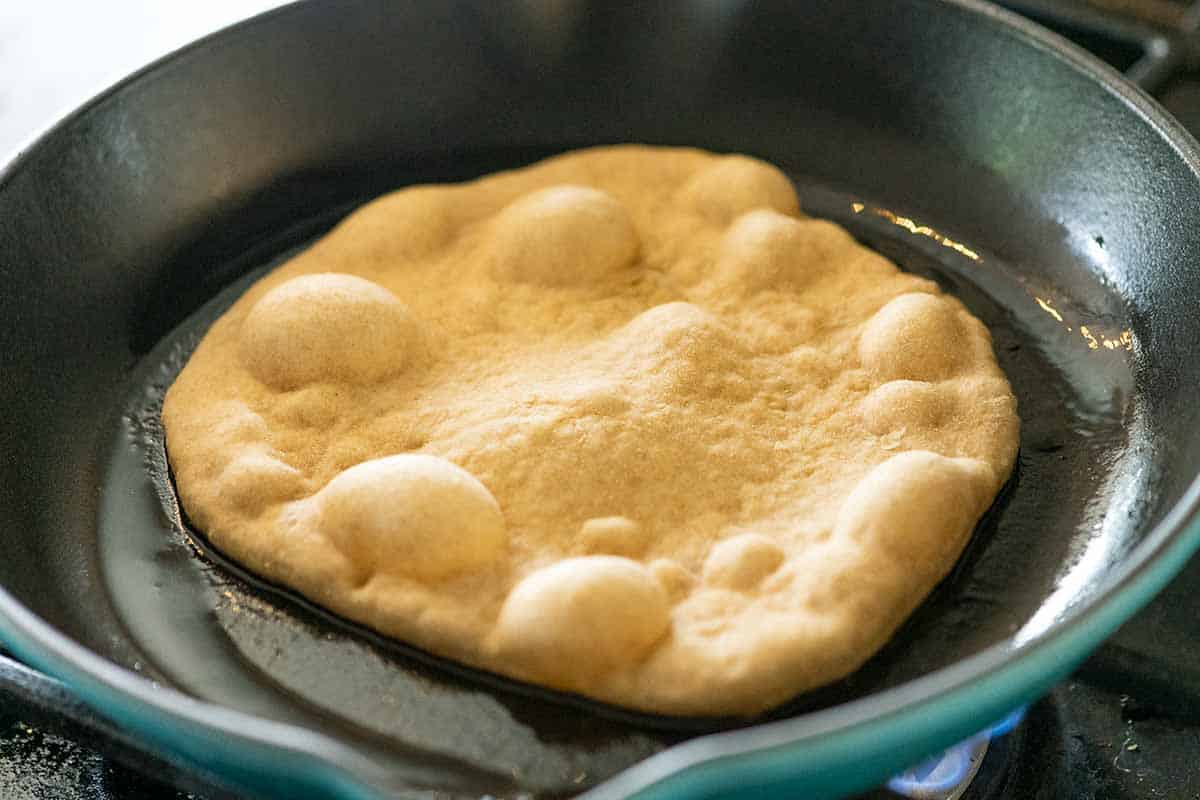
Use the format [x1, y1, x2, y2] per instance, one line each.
[162, 146, 1019, 716]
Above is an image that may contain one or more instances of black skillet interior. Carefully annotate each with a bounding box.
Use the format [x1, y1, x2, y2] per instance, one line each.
[2, 1, 1200, 798]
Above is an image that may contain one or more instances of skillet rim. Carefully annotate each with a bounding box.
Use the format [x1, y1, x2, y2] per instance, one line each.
[1, 0, 1200, 797]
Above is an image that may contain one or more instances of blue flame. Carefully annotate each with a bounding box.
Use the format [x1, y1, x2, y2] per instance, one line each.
[886, 707, 1027, 798]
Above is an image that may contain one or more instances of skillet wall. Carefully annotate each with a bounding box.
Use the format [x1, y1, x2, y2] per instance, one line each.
[0, 0, 1197, 651]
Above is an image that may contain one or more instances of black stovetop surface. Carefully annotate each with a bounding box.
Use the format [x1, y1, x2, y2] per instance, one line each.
[5, 2, 1200, 799]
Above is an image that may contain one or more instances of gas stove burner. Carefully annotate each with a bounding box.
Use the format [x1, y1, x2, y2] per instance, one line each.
[887, 709, 1026, 800]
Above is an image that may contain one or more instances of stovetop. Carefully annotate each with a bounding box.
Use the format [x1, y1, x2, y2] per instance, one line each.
[4, 2, 1200, 799]
[0, 717, 190, 800]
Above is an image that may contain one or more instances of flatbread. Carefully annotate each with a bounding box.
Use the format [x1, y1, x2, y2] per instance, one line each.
[162, 145, 1019, 717]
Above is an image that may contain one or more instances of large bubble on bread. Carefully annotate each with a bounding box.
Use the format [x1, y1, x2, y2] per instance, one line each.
[678, 155, 799, 223]
[239, 273, 417, 390]
[859, 293, 971, 382]
[835, 451, 995, 570]
[495, 556, 669, 682]
[616, 301, 742, 360]
[317, 454, 506, 582]
[714, 211, 859, 292]
[490, 185, 638, 286]
[320, 186, 458, 262]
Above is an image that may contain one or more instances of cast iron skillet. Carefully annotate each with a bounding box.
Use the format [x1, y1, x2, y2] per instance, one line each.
[2, 1, 1200, 797]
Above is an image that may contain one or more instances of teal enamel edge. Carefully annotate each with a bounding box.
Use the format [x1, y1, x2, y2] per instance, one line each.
[0, 599, 387, 800]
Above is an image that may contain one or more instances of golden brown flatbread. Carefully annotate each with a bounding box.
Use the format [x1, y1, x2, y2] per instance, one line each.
[162, 146, 1018, 716]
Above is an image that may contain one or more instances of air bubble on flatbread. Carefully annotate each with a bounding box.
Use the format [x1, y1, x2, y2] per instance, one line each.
[714, 211, 815, 291]
[858, 293, 971, 382]
[317, 454, 506, 582]
[609, 302, 749, 394]
[494, 556, 670, 684]
[308, 186, 459, 266]
[578, 516, 646, 557]
[648, 559, 696, 601]
[490, 185, 639, 286]
[216, 448, 305, 516]
[238, 273, 418, 389]
[272, 384, 345, 430]
[859, 380, 953, 435]
[714, 211, 860, 292]
[702, 534, 785, 591]
[678, 154, 800, 223]
[835, 451, 995, 568]
[205, 401, 270, 444]
[617, 301, 731, 347]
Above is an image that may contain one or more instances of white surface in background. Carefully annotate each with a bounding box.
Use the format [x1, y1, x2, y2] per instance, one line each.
[0, 1, 287, 158]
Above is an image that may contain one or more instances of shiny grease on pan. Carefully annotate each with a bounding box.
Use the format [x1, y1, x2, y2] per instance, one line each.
[97, 166, 1140, 798]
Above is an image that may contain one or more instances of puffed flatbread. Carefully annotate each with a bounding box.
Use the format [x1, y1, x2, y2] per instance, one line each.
[162, 146, 1019, 716]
